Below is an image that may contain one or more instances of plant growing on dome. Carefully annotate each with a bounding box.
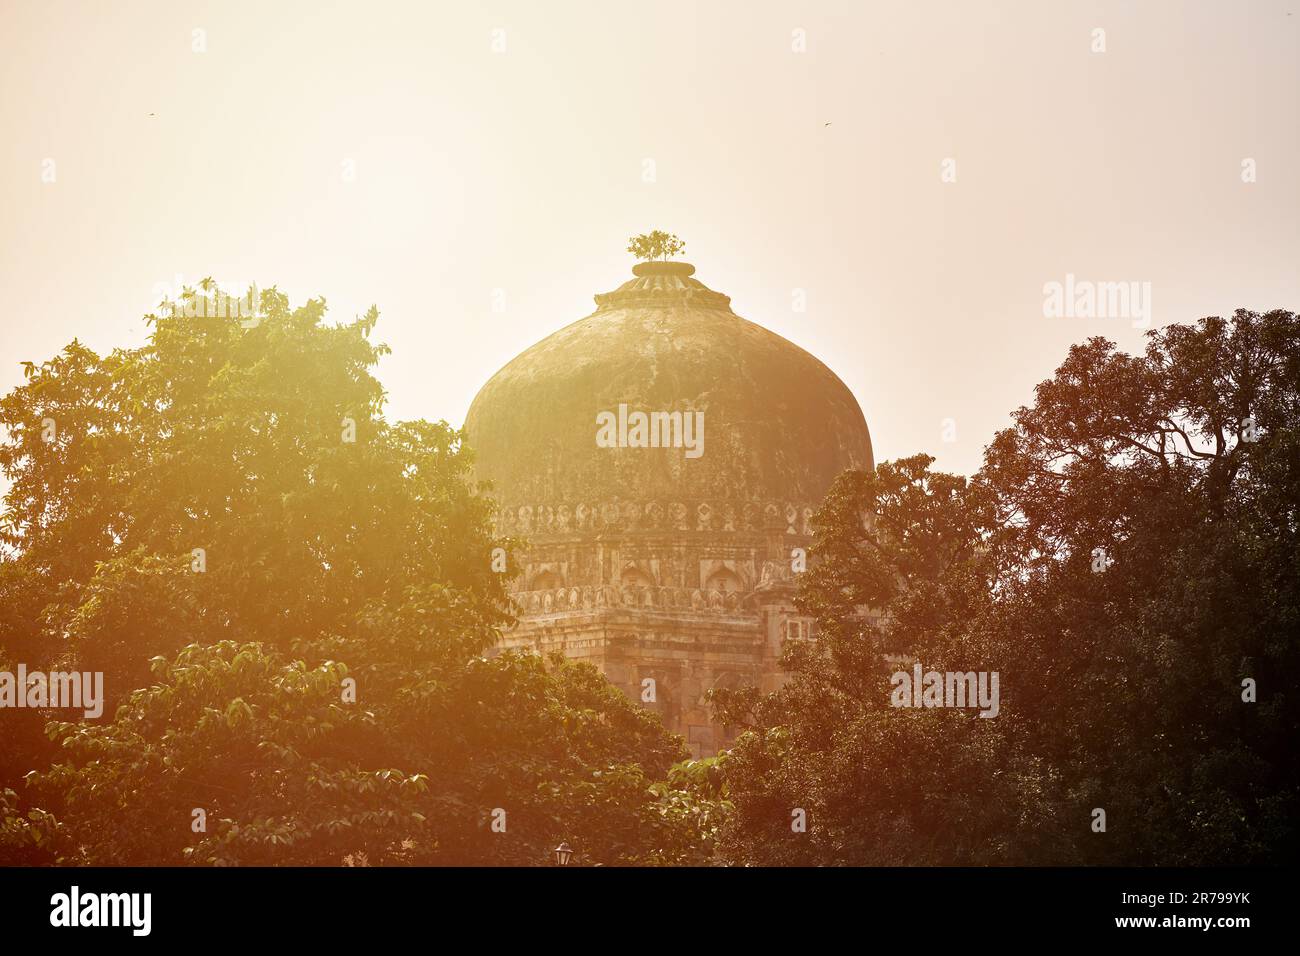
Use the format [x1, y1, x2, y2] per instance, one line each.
[627, 230, 686, 262]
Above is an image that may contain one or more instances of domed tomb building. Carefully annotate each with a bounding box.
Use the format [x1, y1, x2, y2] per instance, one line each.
[464, 260, 872, 756]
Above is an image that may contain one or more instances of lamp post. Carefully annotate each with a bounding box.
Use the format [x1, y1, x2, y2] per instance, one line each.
[553, 842, 574, 866]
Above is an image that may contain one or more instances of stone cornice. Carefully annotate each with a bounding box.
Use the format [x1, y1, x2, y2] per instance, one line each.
[593, 261, 733, 313]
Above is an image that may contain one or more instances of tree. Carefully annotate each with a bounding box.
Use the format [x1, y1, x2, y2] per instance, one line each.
[974, 310, 1300, 864]
[0, 285, 714, 866]
[626, 231, 686, 262]
[713, 456, 1063, 865]
[13, 639, 709, 866]
[716, 310, 1300, 865]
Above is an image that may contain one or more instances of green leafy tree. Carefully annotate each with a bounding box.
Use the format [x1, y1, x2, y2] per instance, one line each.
[0, 286, 714, 865]
[15, 639, 706, 866]
[973, 309, 1300, 864]
[713, 457, 1062, 865]
[716, 310, 1300, 865]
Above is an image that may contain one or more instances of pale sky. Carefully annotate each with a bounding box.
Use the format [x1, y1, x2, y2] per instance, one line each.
[2, 0, 1296, 477]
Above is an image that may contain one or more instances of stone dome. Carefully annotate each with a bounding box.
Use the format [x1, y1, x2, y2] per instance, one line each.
[466, 258, 874, 755]
[464, 261, 872, 523]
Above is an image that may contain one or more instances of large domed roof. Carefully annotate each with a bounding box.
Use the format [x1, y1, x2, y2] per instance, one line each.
[464, 261, 872, 516]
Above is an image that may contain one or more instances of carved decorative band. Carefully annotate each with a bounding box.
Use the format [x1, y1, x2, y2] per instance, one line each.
[512, 584, 758, 617]
[593, 276, 732, 312]
[494, 499, 819, 537]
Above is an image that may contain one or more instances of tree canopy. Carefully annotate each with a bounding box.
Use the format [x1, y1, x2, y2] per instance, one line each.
[3, 290, 1293, 867]
[0, 285, 717, 866]
[714, 310, 1299, 865]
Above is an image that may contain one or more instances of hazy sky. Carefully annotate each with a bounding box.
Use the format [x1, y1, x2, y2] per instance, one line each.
[2, 0, 1296, 476]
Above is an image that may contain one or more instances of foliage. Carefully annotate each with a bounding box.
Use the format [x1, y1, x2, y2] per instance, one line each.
[717, 310, 1300, 865]
[6, 283, 1293, 867]
[626, 231, 686, 262]
[0, 286, 709, 866]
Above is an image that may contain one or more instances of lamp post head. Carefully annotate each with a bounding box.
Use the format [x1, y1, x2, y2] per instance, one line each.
[553, 842, 574, 866]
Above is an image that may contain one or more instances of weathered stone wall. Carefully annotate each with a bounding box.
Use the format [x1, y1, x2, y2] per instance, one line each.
[496, 511, 812, 755]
